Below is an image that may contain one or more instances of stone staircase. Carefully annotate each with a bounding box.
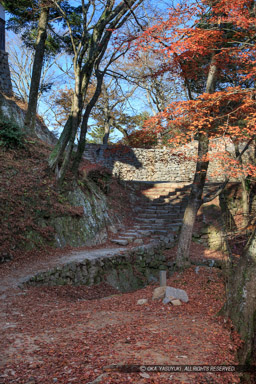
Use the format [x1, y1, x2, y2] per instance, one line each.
[110, 182, 191, 246]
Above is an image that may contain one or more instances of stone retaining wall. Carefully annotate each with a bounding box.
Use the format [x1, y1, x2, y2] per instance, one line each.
[0, 51, 12, 96]
[24, 243, 172, 292]
[84, 140, 252, 182]
[0, 93, 57, 145]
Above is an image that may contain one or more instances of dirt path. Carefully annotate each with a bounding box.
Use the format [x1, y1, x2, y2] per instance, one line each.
[0, 244, 132, 297]
[0, 244, 243, 384]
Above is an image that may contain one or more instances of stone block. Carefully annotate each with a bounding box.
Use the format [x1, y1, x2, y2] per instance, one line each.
[171, 299, 182, 306]
[137, 298, 148, 305]
[165, 286, 189, 303]
[152, 286, 166, 300]
[110, 238, 128, 246]
[134, 238, 143, 245]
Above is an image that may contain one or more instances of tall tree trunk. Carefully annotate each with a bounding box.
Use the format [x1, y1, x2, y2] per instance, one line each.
[48, 115, 73, 171]
[72, 71, 104, 176]
[219, 190, 237, 232]
[24, 5, 49, 134]
[102, 120, 111, 145]
[241, 178, 250, 227]
[225, 229, 256, 364]
[57, 83, 83, 184]
[102, 83, 111, 145]
[175, 54, 217, 268]
[234, 142, 250, 227]
[49, 65, 85, 178]
[176, 133, 209, 268]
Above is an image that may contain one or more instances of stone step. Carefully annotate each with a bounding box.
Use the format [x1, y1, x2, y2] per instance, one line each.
[108, 181, 191, 246]
[141, 194, 180, 200]
[138, 226, 181, 233]
[139, 222, 181, 228]
[117, 235, 135, 242]
[140, 186, 190, 192]
[141, 190, 190, 197]
[122, 230, 140, 236]
[137, 206, 179, 211]
[135, 217, 167, 223]
[139, 221, 181, 227]
[138, 215, 183, 221]
[139, 212, 183, 219]
[151, 229, 174, 235]
[142, 208, 185, 214]
[152, 197, 189, 204]
[135, 210, 185, 217]
[135, 229, 152, 235]
[137, 182, 190, 188]
[138, 219, 182, 225]
[141, 189, 176, 195]
[139, 184, 191, 191]
[135, 221, 182, 228]
[110, 239, 129, 246]
[118, 232, 147, 239]
[139, 202, 187, 208]
[139, 196, 189, 203]
[144, 200, 188, 206]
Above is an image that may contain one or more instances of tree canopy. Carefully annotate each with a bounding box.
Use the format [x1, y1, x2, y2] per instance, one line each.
[130, 0, 256, 266]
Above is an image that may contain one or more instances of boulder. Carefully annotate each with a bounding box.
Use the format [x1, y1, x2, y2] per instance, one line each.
[165, 286, 189, 303]
[163, 296, 175, 304]
[152, 286, 166, 300]
[153, 286, 189, 303]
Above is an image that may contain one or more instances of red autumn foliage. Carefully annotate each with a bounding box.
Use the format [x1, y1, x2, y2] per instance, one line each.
[127, 129, 158, 148]
[133, 0, 256, 178]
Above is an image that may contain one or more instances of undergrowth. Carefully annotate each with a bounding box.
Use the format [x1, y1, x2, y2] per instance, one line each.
[0, 119, 25, 148]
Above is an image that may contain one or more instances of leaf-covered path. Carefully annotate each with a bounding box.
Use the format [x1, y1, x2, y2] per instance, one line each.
[0, 244, 243, 384]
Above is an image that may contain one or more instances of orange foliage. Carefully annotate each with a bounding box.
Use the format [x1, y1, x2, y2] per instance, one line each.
[127, 129, 158, 148]
[134, 0, 256, 178]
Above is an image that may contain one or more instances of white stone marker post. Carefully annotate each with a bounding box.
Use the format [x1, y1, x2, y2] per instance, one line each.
[159, 270, 167, 287]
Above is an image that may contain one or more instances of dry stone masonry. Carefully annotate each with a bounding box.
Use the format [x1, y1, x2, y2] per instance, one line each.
[0, 6, 12, 96]
[0, 50, 12, 96]
[24, 243, 170, 292]
[84, 140, 253, 182]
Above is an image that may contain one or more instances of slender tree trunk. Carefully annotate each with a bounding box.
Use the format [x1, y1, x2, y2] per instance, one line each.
[234, 142, 250, 227]
[117, 126, 130, 145]
[175, 54, 218, 268]
[241, 178, 250, 227]
[24, 5, 49, 134]
[176, 133, 209, 267]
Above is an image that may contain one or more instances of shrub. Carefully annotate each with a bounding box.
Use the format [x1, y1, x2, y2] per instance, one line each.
[0, 119, 24, 148]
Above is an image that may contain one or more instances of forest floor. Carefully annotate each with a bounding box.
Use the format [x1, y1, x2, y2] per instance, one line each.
[0, 242, 245, 384]
[0, 137, 253, 384]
